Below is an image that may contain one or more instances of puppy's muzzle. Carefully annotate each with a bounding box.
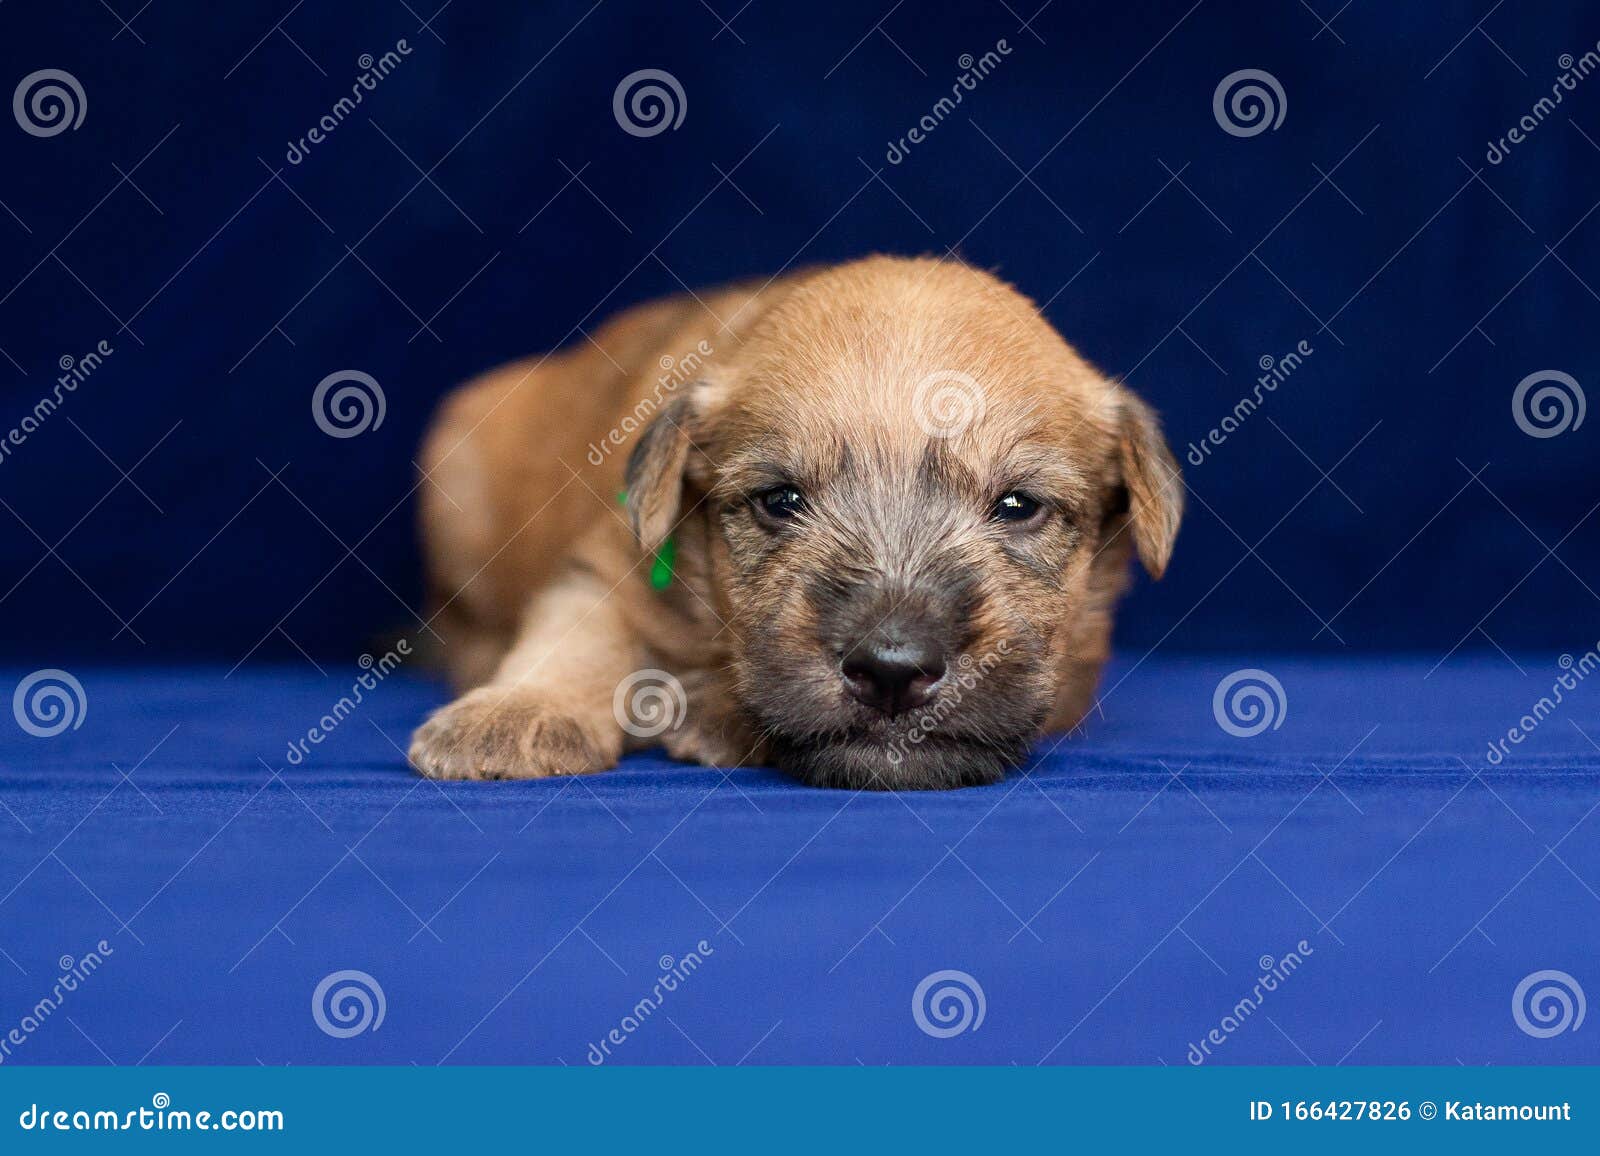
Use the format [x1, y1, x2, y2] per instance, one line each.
[841, 632, 946, 715]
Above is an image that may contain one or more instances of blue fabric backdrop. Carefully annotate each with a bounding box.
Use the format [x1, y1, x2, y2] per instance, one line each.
[2, 658, 1596, 1065]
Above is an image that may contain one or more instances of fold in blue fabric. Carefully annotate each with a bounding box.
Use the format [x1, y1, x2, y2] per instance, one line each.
[0, 657, 1596, 1065]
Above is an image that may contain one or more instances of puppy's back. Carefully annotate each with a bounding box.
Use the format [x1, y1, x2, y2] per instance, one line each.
[417, 281, 773, 688]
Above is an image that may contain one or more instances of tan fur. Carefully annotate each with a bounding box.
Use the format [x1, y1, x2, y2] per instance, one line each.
[409, 256, 1181, 788]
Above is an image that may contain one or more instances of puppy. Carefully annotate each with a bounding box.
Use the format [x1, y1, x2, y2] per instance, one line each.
[408, 256, 1182, 789]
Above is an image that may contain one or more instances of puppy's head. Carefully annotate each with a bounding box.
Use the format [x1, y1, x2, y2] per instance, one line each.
[627, 257, 1181, 789]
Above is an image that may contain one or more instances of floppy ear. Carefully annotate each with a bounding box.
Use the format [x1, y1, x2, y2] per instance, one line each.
[1116, 391, 1184, 579]
[623, 395, 694, 552]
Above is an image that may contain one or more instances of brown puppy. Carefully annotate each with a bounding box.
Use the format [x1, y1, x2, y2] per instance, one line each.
[408, 256, 1182, 789]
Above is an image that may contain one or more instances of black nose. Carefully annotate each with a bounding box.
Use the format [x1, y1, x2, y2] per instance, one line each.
[841, 640, 946, 715]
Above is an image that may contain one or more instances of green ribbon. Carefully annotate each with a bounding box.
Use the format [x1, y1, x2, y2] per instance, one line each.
[617, 490, 675, 590]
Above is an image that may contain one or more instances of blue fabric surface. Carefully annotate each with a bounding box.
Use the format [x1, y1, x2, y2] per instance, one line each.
[2, 657, 1597, 1066]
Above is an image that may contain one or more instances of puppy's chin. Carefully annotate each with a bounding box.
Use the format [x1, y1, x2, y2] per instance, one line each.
[767, 732, 1021, 791]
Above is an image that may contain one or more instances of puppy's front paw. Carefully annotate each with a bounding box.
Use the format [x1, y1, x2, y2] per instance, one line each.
[408, 687, 619, 780]
[662, 710, 765, 769]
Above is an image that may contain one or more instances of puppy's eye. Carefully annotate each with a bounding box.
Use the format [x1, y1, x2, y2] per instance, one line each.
[990, 491, 1043, 524]
[754, 485, 806, 522]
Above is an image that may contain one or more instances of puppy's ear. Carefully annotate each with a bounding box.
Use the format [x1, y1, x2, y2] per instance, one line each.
[624, 395, 694, 552]
[1115, 391, 1183, 579]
